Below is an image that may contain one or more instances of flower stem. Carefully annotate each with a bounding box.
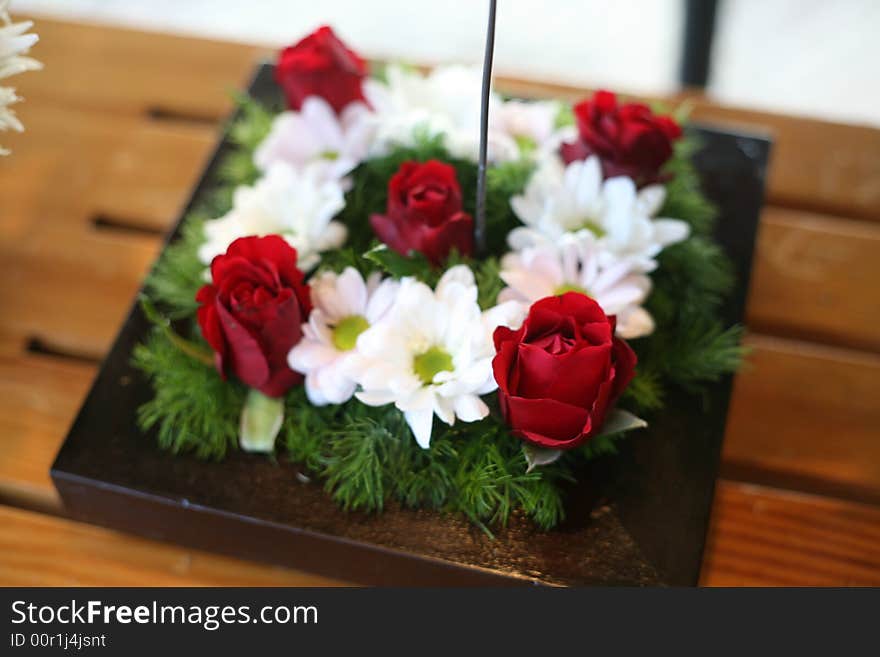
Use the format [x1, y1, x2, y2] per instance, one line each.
[139, 294, 214, 366]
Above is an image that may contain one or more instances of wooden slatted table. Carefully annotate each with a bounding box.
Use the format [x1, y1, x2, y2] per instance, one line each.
[1, 17, 878, 586]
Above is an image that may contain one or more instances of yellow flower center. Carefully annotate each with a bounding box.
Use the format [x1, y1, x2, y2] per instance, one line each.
[318, 149, 340, 161]
[514, 134, 537, 156]
[577, 219, 606, 238]
[332, 315, 369, 351]
[554, 283, 589, 297]
[413, 346, 454, 385]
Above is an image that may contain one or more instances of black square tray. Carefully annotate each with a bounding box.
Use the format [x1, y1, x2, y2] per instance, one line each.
[51, 64, 770, 586]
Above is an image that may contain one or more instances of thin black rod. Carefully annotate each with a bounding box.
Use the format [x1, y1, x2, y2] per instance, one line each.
[475, 0, 497, 255]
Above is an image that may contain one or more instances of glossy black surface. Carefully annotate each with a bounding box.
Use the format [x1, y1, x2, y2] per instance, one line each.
[51, 64, 770, 586]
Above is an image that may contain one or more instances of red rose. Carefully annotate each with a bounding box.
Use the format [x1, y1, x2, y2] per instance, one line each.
[275, 26, 367, 113]
[196, 235, 311, 397]
[492, 293, 637, 450]
[370, 160, 474, 266]
[560, 90, 682, 186]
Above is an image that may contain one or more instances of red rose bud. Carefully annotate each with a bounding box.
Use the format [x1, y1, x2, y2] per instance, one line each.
[275, 25, 367, 113]
[370, 160, 474, 266]
[560, 90, 682, 186]
[492, 292, 637, 450]
[196, 235, 312, 398]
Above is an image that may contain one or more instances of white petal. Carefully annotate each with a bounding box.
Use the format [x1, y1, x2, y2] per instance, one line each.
[637, 184, 667, 216]
[433, 396, 456, 426]
[436, 265, 476, 301]
[653, 219, 691, 247]
[288, 340, 338, 373]
[364, 278, 400, 323]
[305, 374, 330, 406]
[616, 306, 656, 339]
[404, 408, 435, 449]
[596, 283, 649, 315]
[335, 266, 369, 317]
[355, 389, 398, 406]
[453, 394, 490, 423]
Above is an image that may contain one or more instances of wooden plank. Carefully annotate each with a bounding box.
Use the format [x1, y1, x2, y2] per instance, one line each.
[0, 102, 215, 236]
[91, 122, 215, 231]
[687, 100, 880, 222]
[0, 504, 344, 586]
[701, 481, 880, 586]
[0, 228, 158, 359]
[16, 17, 880, 223]
[15, 17, 262, 119]
[749, 208, 880, 352]
[723, 335, 880, 503]
[0, 352, 93, 512]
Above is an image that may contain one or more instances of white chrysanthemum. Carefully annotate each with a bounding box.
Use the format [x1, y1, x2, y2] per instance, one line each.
[254, 96, 375, 187]
[494, 99, 567, 160]
[353, 265, 524, 449]
[509, 155, 690, 266]
[364, 64, 517, 162]
[1, 1, 41, 154]
[288, 267, 399, 406]
[499, 232, 655, 339]
[198, 161, 346, 270]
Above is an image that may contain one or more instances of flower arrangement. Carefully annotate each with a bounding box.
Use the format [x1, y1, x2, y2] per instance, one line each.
[135, 26, 744, 531]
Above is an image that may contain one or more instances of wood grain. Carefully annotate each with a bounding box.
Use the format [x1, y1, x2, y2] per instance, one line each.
[0, 505, 344, 586]
[16, 16, 880, 222]
[15, 17, 262, 120]
[749, 209, 880, 351]
[724, 335, 880, 503]
[701, 481, 880, 586]
[0, 353, 92, 512]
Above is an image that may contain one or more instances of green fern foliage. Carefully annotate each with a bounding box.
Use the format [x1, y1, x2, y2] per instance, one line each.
[131, 93, 746, 531]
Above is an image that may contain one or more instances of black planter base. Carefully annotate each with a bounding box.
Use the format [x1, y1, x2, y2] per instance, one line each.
[51, 64, 770, 586]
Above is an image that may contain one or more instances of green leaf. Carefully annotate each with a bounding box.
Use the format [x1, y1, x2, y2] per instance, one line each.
[523, 444, 562, 473]
[363, 244, 433, 279]
[596, 409, 647, 437]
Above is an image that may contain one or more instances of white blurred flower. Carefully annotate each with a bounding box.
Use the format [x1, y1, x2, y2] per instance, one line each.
[254, 96, 375, 187]
[509, 155, 690, 266]
[493, 99, 567, 161]
[353, 265, 522, 449]
[1, 1, 41, 154]
[199, 161, 346, 270]
[364, 64, 516, 162]
[288, 267, 399, 406]
[499, 232, 655, 339]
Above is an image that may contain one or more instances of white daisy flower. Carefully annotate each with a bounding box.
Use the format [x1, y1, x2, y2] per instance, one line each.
[353, 265, 523, 449]
[198, 161, 346, 270]
[288, 267, 399, 406]
[363, 64, 515, 162]
[494, 98, 567, 161]
[499, 232, 656, 339]
[254, 96, 375, 187]
[1, 1, 41, 154]
[509, 155, 690, 266]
